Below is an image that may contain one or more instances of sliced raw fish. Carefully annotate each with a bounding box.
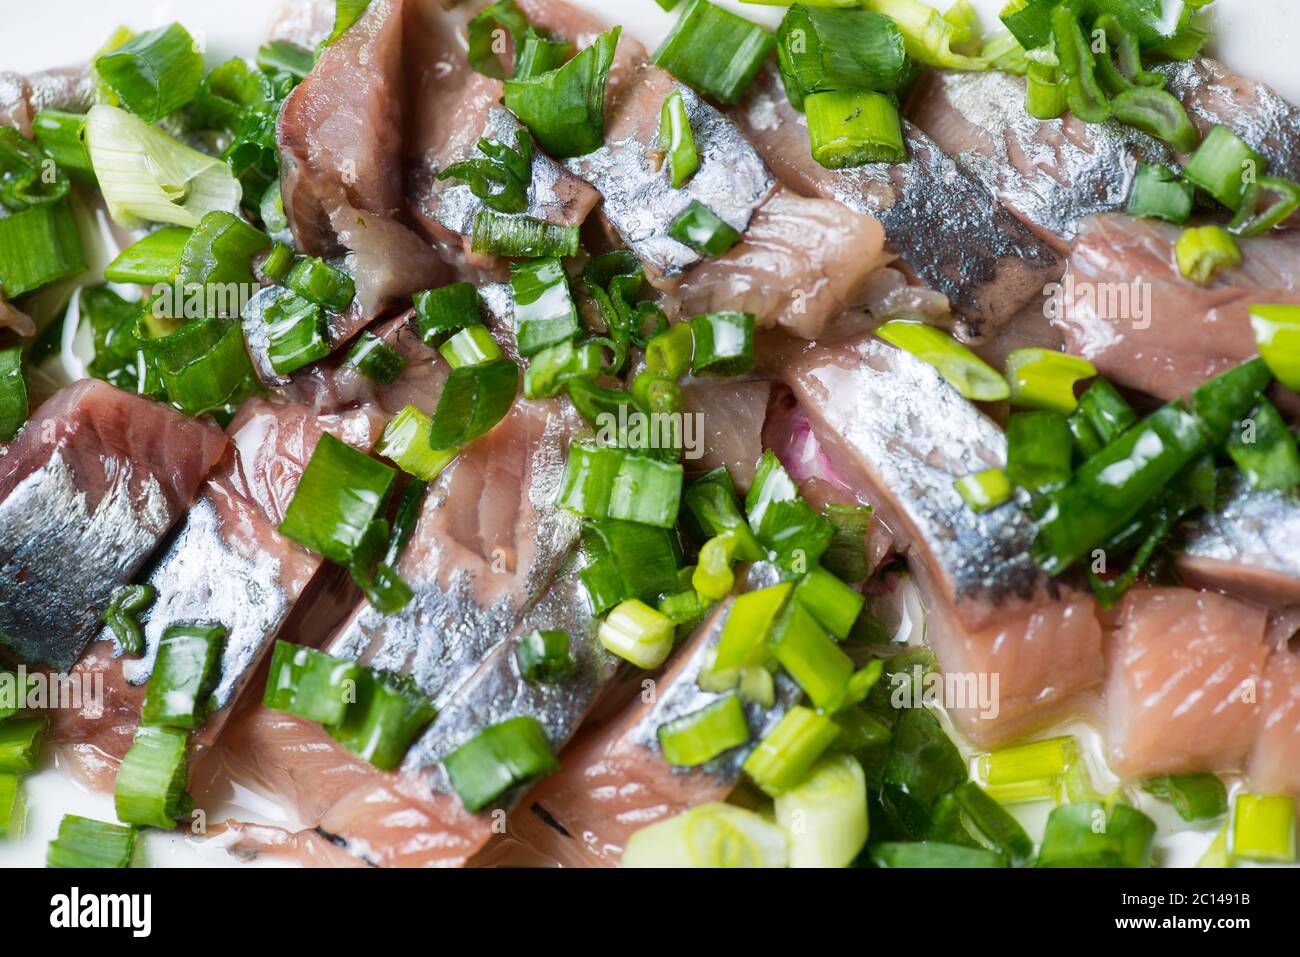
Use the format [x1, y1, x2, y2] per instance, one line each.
[0, 381, 226, 669]
[1105, 588, 1269, 778]
[680, 378, 772, 493]
[0, 65, 92, 137]
[1248, 647, 1300, 797]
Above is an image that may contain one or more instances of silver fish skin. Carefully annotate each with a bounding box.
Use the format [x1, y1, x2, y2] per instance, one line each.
[565, 67, 777, 278]
[0, 381, 226, 669]
[737, 67, 1062, 336]
[0, 65, 93, 137]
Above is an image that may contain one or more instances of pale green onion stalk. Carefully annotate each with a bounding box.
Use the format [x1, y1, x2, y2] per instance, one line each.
[622, 803, 789, 868]
[774, 754, 868, 868]
[85, 105, 241, 229]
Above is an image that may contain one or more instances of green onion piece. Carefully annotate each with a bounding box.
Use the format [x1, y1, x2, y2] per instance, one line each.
[31, 110, 96, 186]
[1052, 6, 1110, 123]
[877, 320, 1010, 401]
[769, 599, 853, 711]
[140, 622, 226, 729]
[0, 773, 24, 838]
[280, 433, 396, 565]
[598, 598, 676, 669]
[1176, 224, 1241, 284]
[871, 841, 1006, 868]
[746, 450, 835, 569]
[47, 815, 136, 868]
[260, 184, 289, 238]
[444, 716, 558, 812]
[472, 209, 580, 259]
[322, 0, 374, 48]
[262, 288, 328, 376]
[998, 0, 1056, 49]
[264, 640, 362, 726]
[105, 226, 190, 284]
[1142, 773, 1228, 822]
[954, 468, 1013, 512]
[658, 583, 711, 627]
[0, 717, 45, 773]
[178, 210, 270, 294]
[515, 31, 573, 81]
[285, 256, 355, 313]
[864, 0, 988, 68]
[658, 90, 698, 189]
[705, 582, 794, 689]
[580, 520, 682, 616]
[682, 467, 763, 559]
[503, 28, 621, 158]
[257, 40, 315, 79]
[426, 358, 518, 449]
[376, 405, 459, 481]
[566, 379, 637, 430]
[773, 753, 867, 868]
[985, 777, 1060, 805]
[1183, 124, 1268, 211]
[510, 256, 578, 356]
[1227, 399, 1300, 491]
[1232, 794, 1296, 863]
[1068, 377, 1136, 459]
[114, 724, 190, 828]
[981, 30, 1029, 75]
[1092, 12, 1166, 97]
[466, 0, 531, 79]
[95, 23, 204, 122]
[1112, 86, 1199, 154]
[156, 318, 256, 416]
[794, 566, 864, 640]
[622, 802, 789, 868]
[1250, 304, 1300, 391]
[515, 629, 577, 683]
[557, 442, 684, 528]
[414, 283, 482, 345]
[0, 200, 86, 297]
[1024, 61, 1067, 120]
[657, 694, 750, 766]
[582, 250, 665, 372]
[524, 339, 603, 398]
[100, 584, 156, 658]
[979, 735, 1078, 786]
[1005, 411, 1073, 491]
[739, 665, 776, 707]
[1004, 348, 1096, 414]
[690, 532, 736, 601]
[818, 504, 874, 583]
[880, 705, 968, 837]
[805, 89, 907, 168]
[653, 0, 773, 104]
[1037, 801, 1157, 867]
[743, 705, 841, 797]
[953, 781, 1033, 866]
[440, 325, 504, 369]
[0, 125, 69, 210]
[0, 347, 28, 443]
[776, 5, 909, 107]
[689, 311, 754, 376]
[668, 201, 742, 257]
[344, 332, 405, 384]
[85, 105, 242, 228]
[327, 670, 437, 771]
[1197, 819, 1232, 868]
[645, 322, 694, 378]
[1191, 357, 1274, 446]
[1126, 163, 1194, 224]
[437, 129, 533, 216]
[1229, 176, 1300, 236]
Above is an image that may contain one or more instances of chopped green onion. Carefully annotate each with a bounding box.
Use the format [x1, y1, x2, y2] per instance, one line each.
[515, 630, 577, 683]
[440, 325, 504, 369]
[583, 250, 665, 372]
[794, 566, 864, 640]
[1005, 411, 1073, 491]
[261, 288, 327, 376]
[805, 89, 907, 168]
[1024, 61, 1067, 120]
[646, 322, 695, 378]
[0, 125, 70, 211]
[877, 320, 1010, 401]
[1092, 12, 1165, 96]
[1250, 304, 1300, 391]
[1229, 176, 1300, 236]
[1227, 399, 1300, 491]
[524, 339, 603, 398]
[776, 5, 909, 106]
[1232, 794, 1296, 863]
[653, 0, 773, 105]
[985, 777, 1060, 805]
[0, 200, 85, 297]
[774, 753, 868, 868]
[658, 582, 711, 627]
[344, 332, 405, 384]
[0, 774, 24, 838]
[85, 105, 241, 228]
[95, 23, 204, 122]
[746, 450, 835, 569]
[682, 468, 763, 558]
[260, 183, 289, 237]
[743, 705, 841, 797]
[704, 582, 794, 690]
[140, 622, 226, 729]
[503, 28, 621, 158]
[376, 405, 458, 481]
[770, 598, 853, 711]
[264, 641, 362, 726]
[105, 227, 189, 284]
[668, 201, 742, 257]
[178, 211, 270, 294]
[1142, 773, 1228, 822]
[285, 256, 355, 313]
[689, 311, 754, 376]
[557, 442, 684, 529]
[114, 724, 190, 828]
[515, 31, 572, 81]
[279, 433, 396, 565]
[580, 520, 682, 616]
[466, 0, 531, 80]
[880, 705, 968, 837]
[414, 283, 481, 345]
[813, 504, 873, 584]
[865, 0, 988, 68]
[1037, 801, 1157, 867]
[1004, 348, 1096, 414]
[1052, 6, 1110, 123]
[981, 30, 1029, 75]
[156, 318, 256, 416]
[257, 40, 315, 79]
[622, 803, 789, 868]
[598, 599, 676, 669]
[1126, 163, 1194, 224]
[657, 694, 750, 766]
[739, 666, 776, 707]
[260, 241, 294, 283]
[31, 110, 96, 186]
[1183, 125, 1267, 211]
[322, 0, 375, 48]
[1192, 357, 1274, 445]
[472, 209, 580, 259]
[1068, 377, 1136, 459]
[978, 735, 1078, 785]
[0, 718, 45, 773]
[1176, 224, 1241, 284]
[998, 0, 1056, 49]
[0, 348, 28, 443]
[658, 90, 698, 189]
[955, 468, 1013, 512]
[691, 532, 737, 600]
[426, 358, 518, 449]
[953, 781, 1033, 866]
[444, 716, 558, 812]
[1112, 86, 1198, 154]
[437, 129, 533, 216]
[327, 669, 436, 771]
[1197, 819, 1232, 868]
[871, 841, 1006, 868]
[100, 584, 156, 658]
[47, 815, 136, 868]
[510, 256, 578, 356]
